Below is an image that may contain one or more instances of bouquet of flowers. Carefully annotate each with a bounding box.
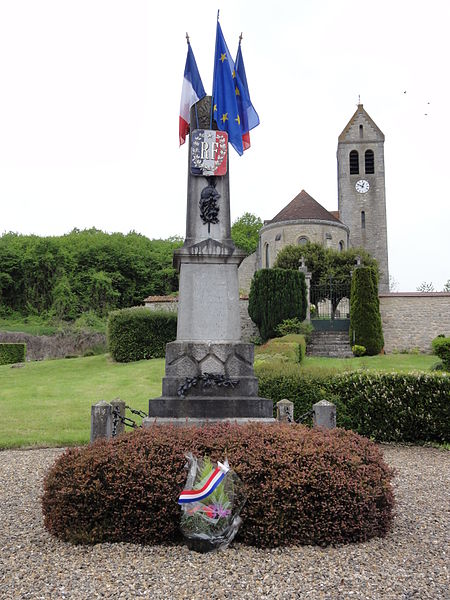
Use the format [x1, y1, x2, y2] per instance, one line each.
[178, 454, 247, 553]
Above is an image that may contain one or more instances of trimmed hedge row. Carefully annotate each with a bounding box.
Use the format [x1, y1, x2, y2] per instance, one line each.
[255, 334, 306, 364]
[256, 365, 450, 443]
[42, 423, 394, 548]
[107, 308, 177, 362]
[0, 342, 26, 365]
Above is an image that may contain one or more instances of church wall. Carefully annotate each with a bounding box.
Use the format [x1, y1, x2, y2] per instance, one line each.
[238, 252, 258, 294]
[379, 293, 450, 353]
[259, 220, 349, 269]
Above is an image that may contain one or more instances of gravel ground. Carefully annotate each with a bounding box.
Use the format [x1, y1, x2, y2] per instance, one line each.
[0, 445, 448, 600]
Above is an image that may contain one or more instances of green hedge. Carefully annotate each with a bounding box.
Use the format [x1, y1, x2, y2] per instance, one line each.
[256, 365, 450, 443]
[43, 423, 394, 548]
[255, 335, 306, 365]
[0, 343, 26, 365]
[248, 268, 306, 341]
[349, 267, 384, 355]
[432, 336, 450, 370]
[107, 308, 177, 362]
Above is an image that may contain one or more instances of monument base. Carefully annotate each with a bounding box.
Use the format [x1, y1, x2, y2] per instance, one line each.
[143, 417, 275, 427]
[148, 340, 273, 423]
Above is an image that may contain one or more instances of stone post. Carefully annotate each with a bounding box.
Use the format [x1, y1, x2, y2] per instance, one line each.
[276, 399, 294, 423]
[110, 399, 126, 436]
[90, 400, 113, 443]
[313, 400, 336, 429]
[299, 256, 312, 322]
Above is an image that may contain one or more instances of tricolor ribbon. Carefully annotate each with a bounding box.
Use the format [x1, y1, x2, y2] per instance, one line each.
[178, 461, 229, 504]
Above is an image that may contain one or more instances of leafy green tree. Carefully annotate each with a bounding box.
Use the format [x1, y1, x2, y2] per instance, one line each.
[274, 242, 377, 316]
[0, 229, 184, 318]
[51, 274, 79, 320]
[274, 242, 377, 287]
[349, 267, 384, 355]
[248, 268, 307, 341]
[231, 212, 263, 255]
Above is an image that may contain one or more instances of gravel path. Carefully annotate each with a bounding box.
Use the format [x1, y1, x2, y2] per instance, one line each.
[0, 445, 448, 600]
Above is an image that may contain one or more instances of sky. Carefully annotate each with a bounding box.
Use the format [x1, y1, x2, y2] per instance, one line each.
[0, 0, 449, 292]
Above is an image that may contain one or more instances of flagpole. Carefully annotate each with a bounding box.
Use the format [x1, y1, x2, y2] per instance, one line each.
[210, 12, 220, 129]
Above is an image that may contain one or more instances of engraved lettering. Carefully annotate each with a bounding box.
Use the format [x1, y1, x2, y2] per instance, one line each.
[200, 141, 209, 159]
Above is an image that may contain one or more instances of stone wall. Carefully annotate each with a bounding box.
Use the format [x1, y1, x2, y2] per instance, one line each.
[0, 331, 107, 361]
[379, 293, 450, 353]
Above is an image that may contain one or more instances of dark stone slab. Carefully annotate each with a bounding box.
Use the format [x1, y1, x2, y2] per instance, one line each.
[148, 396, 274, 419]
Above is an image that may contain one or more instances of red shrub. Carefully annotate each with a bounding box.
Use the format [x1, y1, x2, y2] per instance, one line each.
[42, 423, 395, 547]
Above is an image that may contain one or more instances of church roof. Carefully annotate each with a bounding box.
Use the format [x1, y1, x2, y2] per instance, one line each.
[338, 104, 384, 142]
[269, 190, 343, 224]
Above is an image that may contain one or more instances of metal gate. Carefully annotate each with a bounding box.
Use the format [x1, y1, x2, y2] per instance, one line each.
[310, 280, 351, 331]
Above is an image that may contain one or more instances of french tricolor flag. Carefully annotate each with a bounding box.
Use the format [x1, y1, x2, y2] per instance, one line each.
[178, 461, 229, 504]
[179, 42, 206, 146]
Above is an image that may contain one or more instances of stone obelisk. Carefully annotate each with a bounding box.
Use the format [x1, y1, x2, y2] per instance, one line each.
[148, 97, 273, 423]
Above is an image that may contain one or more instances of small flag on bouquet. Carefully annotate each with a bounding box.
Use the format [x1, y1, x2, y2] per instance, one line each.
[178, 461, 229, 504]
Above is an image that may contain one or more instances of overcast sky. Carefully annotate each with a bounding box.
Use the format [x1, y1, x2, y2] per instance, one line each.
[1, 0, 449, 292]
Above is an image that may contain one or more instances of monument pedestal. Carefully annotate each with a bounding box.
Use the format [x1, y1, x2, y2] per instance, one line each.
[147, 97, 273, 425]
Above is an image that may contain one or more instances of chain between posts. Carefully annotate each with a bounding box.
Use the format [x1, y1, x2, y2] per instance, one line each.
[112, 404, 148, 437]
[293, 409, 314, 424]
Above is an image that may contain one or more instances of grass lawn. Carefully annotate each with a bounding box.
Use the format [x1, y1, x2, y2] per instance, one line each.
[0, 354, 164, 449]
[0, 351, 440, 449]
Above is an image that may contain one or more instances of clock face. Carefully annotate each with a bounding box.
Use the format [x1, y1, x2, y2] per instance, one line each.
[355, 179, 370, 194]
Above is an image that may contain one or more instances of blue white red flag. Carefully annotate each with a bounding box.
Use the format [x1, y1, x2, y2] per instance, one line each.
[212, 21, 244, 156]
[178, 461, 229, 504]
[235, 39, 260, 151]
[179, 42, 206, 146]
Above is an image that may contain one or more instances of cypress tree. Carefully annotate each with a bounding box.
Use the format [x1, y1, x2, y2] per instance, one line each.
[248, 268, 306, 342]
[349, 267, 384, 355]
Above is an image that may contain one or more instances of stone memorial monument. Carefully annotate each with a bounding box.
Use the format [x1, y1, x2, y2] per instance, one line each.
[147, 97, 273, 424]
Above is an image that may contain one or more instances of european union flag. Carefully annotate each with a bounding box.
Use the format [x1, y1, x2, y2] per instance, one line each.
[235, 38, 260, 151]
[212, 21, 244, 155]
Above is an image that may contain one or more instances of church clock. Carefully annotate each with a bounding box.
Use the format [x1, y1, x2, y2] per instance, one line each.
[355, 179, 370, 194]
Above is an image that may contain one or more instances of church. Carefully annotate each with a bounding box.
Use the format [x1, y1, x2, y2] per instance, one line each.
[239, 104, 390, 293]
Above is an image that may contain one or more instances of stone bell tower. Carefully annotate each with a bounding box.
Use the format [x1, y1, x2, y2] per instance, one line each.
[337, 104, 389, 292]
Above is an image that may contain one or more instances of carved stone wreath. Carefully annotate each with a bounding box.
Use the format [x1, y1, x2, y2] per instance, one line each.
[177, 372, 240, 399]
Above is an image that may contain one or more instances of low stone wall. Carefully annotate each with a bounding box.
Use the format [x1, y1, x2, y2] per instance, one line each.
[144, 296, 259, 343]
[0, 331, 107, 361]
[379, 293, 450, 353]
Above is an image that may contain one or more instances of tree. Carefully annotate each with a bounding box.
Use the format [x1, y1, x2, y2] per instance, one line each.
[442, 280, 450, 292]
[389, 274, 399, 292]
[231, 212, 263, 255]
[416, 282, 435, 292]
[274, 242, 378, 317]
[349, 267, 384, 355]
[274, 242, 377, 287]
[248, 268, 306, 341]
